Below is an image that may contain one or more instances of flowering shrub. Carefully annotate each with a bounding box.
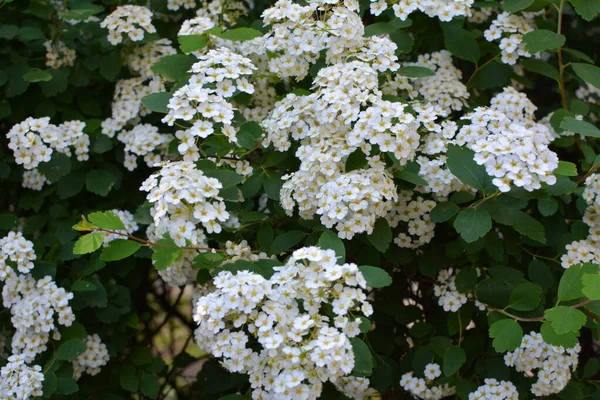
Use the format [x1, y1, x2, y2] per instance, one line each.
[2, 0, 600, 399]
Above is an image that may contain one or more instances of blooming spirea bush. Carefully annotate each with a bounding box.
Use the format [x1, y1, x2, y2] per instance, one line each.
[2, 0, 600, 399]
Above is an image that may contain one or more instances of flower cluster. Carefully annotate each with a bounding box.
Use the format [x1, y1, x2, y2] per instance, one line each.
[7, 118, 86, 165]
[562, 173, 600, 267]
[484, 12, 536, 64]
[504, 331, 581, 396]
[101, 77, 165, 137]
[433, 268, 485, 312]
[162, 47, 256, 158]
[262, 0, 398, 80]
[455, 87, 559, 192]
[140, 161, 228, 233]
[385, 51, 469, 114]
[44, 40, 76, 69]
[193, 246, 374, 400]
[100, 5, 156, 45]
[102, 209, 139, 245]
[399, 363, 456, 399]
[373, 0, 474, 22]
[117, 124, 174, 171]
[0, 231, 35, 276]
[0, 354, 44, 400]
[7, 117, 89, 189]
[72, 334, 110, 380]
[388, 191, 436, 249]
[167, 0, 196, 11]
[124, 39, 177, 80]
[468, 379, 518, 400]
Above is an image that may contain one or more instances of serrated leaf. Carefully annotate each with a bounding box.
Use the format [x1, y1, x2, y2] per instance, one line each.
[560, 117, 600, 138]
[23, 69, 52, 82]
[368, 218, 392, 252]
[141, 92, 172, 114]
[193, 252, 224, 269]
[38, 152, 71, 183]
[364, 22, 397, 37]
[569, 0, 600, 22]
[71, 280, 95, 292]
[204, 170, 243, 189]
[270, 230, 307, 254]
[443, 346, 466, 376]
[522, 30, 566, 54]
[216, 27, 263, 41]
[151, 54, 196, 81]
[430, 202, 460, 223]
[55, 339, 87, 361]
[73, 232, 105, 254]
[545, 306, 587, 334]
[509, 282, 542, 311]
[502, 0, 534, 12]
[582, 274, 600, 300]
[317, 230, 345, 263]
[358, 266, 392, 288]
[85, 169, 116, 196]
[120, 365, 139, 392]
[455, 267, 478, 293]
[100, 240, 142, 261]
[454, 208, 492, 243]
[88, 211, 126, 230]
[558, 263, 598, 301]
[447, 145, 492, 192]
[397, 66, 435, 78]
[540, 322, 579, 348]
[151, 235, 183, 270]
[350, 338, 373, 376]
[522, 59, 560, 82]
[489, 319, 523, 352]
[441, 22, 480, 63]
[140, 373, 159, 399]
[178, 34, 210, 53]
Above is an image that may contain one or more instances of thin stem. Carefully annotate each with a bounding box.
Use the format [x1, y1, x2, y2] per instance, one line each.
[466, 54, 500, 88]
[487, 299, 592, 322]
[557, 0, 569, 111]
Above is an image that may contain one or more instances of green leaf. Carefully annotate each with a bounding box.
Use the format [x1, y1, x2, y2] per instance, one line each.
[455, 267, 478, 293]
[152, 235, 183, 270]
[397, 66, 435, 78]
[555, 161, 578, 176]
[469, 61, 512, 89]
[86, 169, 116, 196]
[241, 172, 263, 198]
[430, 202, 460, 223]
[538, 198, 558, 217]
[394, 168, 428, 186]
[270, 230, 308, 254]
[502, 0, 534, 12]
[540, 322, 579, 348]
[582, 274, 600, 300]
[364, 22, 397, 37]
[317, 230, 345, 263]
[38, 152, 71, 183]
[88, 211, 126, 230]
[59, 4, 104, 20]
[447, 145, 492, 192]
[481, 202, 546, 243]
[23, 69, 52, 82]
[193, 252, 224, 269]
[560, 117, 600, 138]
[522, 59, 560, 82]
[56, 377, 78, 395]
[216, 27, 263, 41]
[441, 22, 480, 63]
[204, 170, 243, 189]
[140, 373, 160, 399]
[71, 280, 95, 292]
[151, 54, 196, 81]
[141, 92, 172, 114]
[178, 35, 210, 53]
[528, 259, 555, 291]
[569, 0, 600, 21]
[264, 174, 283, 200]
[100, 240, 142, 261]
[358, 266, 392, 288]
[55, 339, 87, 361]
[350, 337, 373, 376]
[42, 372, 57, 398]
[120, 365, 139, 392]
[443, 346, 466, 377]
[18, 26, 44, 41]
[73, 232, 105, 254]
[572, 62, 600, 89]
[368, 218, 393, 252]
[0, 213, 17, 230]
[509, 282, 542, 311]
[99, 51, 122, 82]
[522, 30, 566, 54]
[558, 263, 598, 301]
[454, 208, 492, 243]
[489, 319, 523, 352]
[545, 306, 587, 334]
